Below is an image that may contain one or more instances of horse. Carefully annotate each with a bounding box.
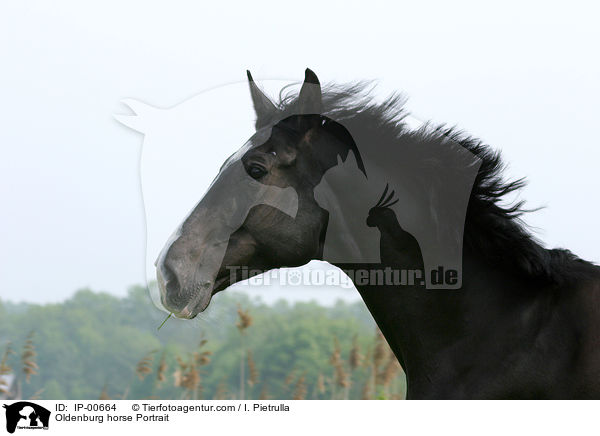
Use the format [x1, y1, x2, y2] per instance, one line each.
[155, 68, 600, 399]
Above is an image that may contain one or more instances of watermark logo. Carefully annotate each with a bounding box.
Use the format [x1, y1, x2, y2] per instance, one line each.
[2, 402, 50, 434]
[227, 265, 458, 288]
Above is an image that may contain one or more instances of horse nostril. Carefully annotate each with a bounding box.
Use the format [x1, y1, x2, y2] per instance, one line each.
[158, 259, 179, 293]
[161, 272, 185, 311]
[157, 259, 191, 312]
[165, 275, 179, 294]
[163, 262, 175, 281]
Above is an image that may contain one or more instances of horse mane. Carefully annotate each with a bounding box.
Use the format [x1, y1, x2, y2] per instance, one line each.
[274, 82, 590, 284]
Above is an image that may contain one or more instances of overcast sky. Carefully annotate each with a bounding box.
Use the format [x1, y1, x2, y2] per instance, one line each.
[1, 1, 598, 305]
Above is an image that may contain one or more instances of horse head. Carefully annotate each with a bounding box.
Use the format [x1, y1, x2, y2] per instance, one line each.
[155, 69, 365, 318]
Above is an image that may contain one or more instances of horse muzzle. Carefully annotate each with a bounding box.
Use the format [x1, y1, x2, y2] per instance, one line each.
[155, 255, 216, 319]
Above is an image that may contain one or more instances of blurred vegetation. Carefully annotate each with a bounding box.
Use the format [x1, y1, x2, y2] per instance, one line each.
[0, 286, 406, 400]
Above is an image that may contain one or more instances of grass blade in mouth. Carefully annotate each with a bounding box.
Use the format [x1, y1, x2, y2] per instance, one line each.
[157, 313, 172, 330]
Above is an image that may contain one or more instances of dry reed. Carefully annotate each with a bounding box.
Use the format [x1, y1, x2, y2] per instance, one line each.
[156, 352, 167, 384]
[135, 350, 156, 381]
[292, 374, 307, 400]
[99, 385, 110, 400]
[0, 342, 14, 395]
[21, 332, 38, 383]
[247, 350, 259, 387]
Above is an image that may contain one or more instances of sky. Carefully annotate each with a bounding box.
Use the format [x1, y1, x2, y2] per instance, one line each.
[1, 0, 598, 305]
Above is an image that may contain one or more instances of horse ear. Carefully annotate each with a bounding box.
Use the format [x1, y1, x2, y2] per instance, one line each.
[247, 70, 277, 129]
[298, 68, 322, 115]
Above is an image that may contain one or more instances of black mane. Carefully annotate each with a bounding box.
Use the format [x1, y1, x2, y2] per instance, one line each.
[273, 82, 590, 284]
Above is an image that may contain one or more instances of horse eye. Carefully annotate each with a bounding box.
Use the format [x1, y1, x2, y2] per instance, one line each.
[248, 165, 267, 180]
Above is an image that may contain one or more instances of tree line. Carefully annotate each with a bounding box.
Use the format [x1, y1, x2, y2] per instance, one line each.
[0, 285, 406, 399]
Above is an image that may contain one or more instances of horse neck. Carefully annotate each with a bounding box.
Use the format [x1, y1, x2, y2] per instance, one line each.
[377, 218, 421, 250]
[344, 248, 529, 393]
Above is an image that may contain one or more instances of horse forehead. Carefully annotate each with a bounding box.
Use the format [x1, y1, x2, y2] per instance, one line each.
[199, 125, 298, 215]
[219, 127, 272, 173]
